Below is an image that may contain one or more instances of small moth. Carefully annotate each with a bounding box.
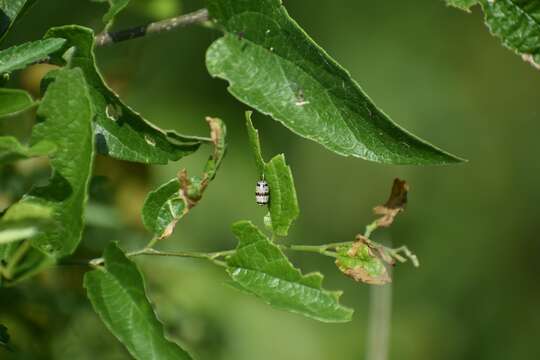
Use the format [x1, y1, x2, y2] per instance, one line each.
[255, 180, 270, 206]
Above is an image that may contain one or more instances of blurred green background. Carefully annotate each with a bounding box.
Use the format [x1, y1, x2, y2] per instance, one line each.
[1, 0, 540, 359]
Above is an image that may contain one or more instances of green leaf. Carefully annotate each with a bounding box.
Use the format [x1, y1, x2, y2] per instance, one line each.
[264, 154, 299, 236]
[245, 111, 264, 174]
[0, 38, 65, 74]
[45, 26, 201, 164]
[102, 0, 131, 24]
[84, 243, 193, 360]
[479, 0, 540, 70]
[142, 117, 226, 238]
[0, 136, 55, 165]
[0, 202, 53, 245]
[0, 0, 37, 42]
[205, 0, 464, 165]
[227, 221, 353, 322]
[21, 68, 95, 258]
[0, 88, 34, 117]
[142, 178, 186, 237]
[245, 112, 298, 236]
[335, 241, 391, 285]
[446, 0, 478, 11]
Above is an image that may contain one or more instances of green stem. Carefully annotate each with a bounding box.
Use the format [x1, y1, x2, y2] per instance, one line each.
[128, 248, 227, 267]
[282, 244, 338, 258]
[364, 220, 379, 238]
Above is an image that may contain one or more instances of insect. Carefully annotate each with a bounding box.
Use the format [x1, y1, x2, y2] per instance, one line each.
[255, 180, 270, 206]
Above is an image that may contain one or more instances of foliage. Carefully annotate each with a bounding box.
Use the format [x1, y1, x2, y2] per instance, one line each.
[448, 0, 540, 69]
[1, 0, 533, 358]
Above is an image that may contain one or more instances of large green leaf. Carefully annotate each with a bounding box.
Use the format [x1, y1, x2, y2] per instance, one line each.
[0, 136, 55, 165]
[206, 0, 463, 165]
[0, 88, 35, 117]
[102, 0, 131, 24]
[45, 26, 201, 164]
[0, 0, 36, 41]
[84, 242, 193, 360]
[0, 38, 65, 74]
[21, 68, 94, 258]
[480, 0, 540, 69]
[245, 112, 298, 236]
[227, 221, 353, 322]
[142, 117, 226, 238]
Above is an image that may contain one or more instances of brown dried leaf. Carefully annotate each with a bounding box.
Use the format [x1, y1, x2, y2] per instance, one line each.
[373, 178, 409, 228]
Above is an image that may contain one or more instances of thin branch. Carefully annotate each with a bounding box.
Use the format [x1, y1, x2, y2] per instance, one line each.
[95, 8, 210, 47]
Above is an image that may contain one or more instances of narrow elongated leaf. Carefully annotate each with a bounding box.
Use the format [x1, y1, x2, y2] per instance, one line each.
[0, 88, 34, 117]
[245, 112, 298, 236]
[245, 111, 264, 174]
[102, 0, 131, 23]
[0, 0, 36, 41]
[22, 68, 94, 257]
[227, 221, 353, 322]
[84, 243, 193, 360]
[45, 26, 201, 164]
[0, 136, 55, 165]
[480, 0, 540, 69]
[206, 0, 463, 165]
[264, 154, 299, 236]
[142, 117, 226, 238]
[0, 38, 65, 74]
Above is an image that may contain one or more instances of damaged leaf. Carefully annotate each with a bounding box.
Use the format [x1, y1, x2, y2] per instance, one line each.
[335, 236, 391, 285]
[373, 178, 409, 228]
[227, 221, 353, 322]
[45, 26, 201, 164]
[245, 112, 299, 236]
[142, 117, 226, 238]
[21, 68, 95, 258]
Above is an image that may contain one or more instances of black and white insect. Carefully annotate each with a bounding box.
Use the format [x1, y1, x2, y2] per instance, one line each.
[255, 180, 270, 206]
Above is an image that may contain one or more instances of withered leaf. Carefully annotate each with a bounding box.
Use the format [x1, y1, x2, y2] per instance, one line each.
[373, 178, 409, 228]
[335, 236, 391, 285]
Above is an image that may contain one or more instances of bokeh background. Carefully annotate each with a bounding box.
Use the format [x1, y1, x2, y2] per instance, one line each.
[1, 0, 540, 359]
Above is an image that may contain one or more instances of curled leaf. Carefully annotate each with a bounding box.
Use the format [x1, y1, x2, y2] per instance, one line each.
[45, 26, 201, 164]
[335, 236, 391, 285]
[142, 117, 227, 238]
[373, 178, 409, 228]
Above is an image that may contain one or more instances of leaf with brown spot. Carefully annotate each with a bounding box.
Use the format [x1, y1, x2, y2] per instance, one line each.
[141, 117, 227, 238]
[335, 236, 391, 285]
[373, 178, 409, 228]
